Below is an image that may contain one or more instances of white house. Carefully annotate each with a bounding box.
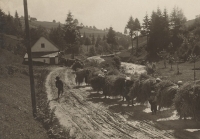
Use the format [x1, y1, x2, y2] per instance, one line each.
[24, 36, 60, 64]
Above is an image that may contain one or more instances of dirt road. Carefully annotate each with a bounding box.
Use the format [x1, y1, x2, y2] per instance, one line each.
[45, 67, 200, 139]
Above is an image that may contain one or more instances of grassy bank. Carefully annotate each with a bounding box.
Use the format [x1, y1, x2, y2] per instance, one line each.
[0, 69, 49, 139]
[35, 68, 70, 139]
[155, 60, 200, 83]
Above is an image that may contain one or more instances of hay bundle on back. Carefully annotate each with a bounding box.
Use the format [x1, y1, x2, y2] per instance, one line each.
[158, 86, 178, 108]
[138, 73, 151, 81]
[103, 75, 126, 96]
[156, 80, 178, 108]
[129, 79, 141, 100]
[136, 78, 155, 104]
[72, 61, 84, 71]
[90, 75, 105, 91]
[88, 67, 103, 83]
[156, 80, 175, 90]
[128, 73, 153, 103]
[113, 76, 126, 96]
[173, 80, 200, 119]
[75, 69, 86, 85]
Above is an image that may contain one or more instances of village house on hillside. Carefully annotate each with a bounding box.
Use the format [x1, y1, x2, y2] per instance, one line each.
[24, 36, 60, 64]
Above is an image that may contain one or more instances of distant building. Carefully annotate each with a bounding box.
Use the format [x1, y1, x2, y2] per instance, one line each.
[30, 17, 37, 21]
[24, 36, 60, 64]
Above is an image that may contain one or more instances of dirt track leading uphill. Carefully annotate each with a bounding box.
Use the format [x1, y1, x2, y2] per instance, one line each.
[45, 67, 200, 139]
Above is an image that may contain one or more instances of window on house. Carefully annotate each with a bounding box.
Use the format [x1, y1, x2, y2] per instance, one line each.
[41, 43, 45, 48]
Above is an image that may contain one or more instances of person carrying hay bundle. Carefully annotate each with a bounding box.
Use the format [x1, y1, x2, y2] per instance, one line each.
[173, 80, 200, 120]
[177, 81, 183, 87]
[156, 80, 178, 110]
[124, 77, 134, 106]
[55, 76, 63, 99]
[149, 90, 157, 115]
[90, 75, 105, 93]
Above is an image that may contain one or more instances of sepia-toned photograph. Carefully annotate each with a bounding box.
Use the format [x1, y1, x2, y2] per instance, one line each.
[0, 0, 200, 138]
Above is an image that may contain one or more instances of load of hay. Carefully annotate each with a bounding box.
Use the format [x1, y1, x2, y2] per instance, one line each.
[87, 66, 105, 91]
[173, 81, 200, 119]
[103, 75, 126, 96]
[136, 78, 155, 103]
[75, 69, 88, 85]
[90, 75, 105, 91]
[156, 80, 178, 108]
[173, 80, 200, 119]
[129, 73, 154, 104]
[72, 61, 84, 71]
[87, 67, 103, 82]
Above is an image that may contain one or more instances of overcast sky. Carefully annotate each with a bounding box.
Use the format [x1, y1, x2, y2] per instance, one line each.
[1, 0, 200, 32]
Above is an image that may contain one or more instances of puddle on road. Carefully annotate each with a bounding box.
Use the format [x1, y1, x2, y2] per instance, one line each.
[185, 129, 200, 132]
[157, 111, 179, 121]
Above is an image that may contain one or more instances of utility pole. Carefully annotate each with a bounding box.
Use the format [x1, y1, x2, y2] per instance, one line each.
[23, 0, 37, 117]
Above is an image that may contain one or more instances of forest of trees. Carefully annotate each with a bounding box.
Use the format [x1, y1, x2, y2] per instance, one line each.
[1, 6, 199, 60]
[123, 6, 200, 61]
[0, 7, 130, 58]
[0, 9, 23, 37]
[141, 7, 200, 60]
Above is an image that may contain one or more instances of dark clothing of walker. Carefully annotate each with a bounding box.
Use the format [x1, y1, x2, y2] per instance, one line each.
[149, 91, 157, 115]
[55, 77, 63, 99]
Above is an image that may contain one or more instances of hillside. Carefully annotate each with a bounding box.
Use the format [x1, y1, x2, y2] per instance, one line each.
[0, 74, 49, 139]
[20, 19, 108, 37]
[185, 19, 195, 27]
[0, 48, 23, 65]
[118, 36, 147, 62]
[0, 34, 26, 65]
[20, 18, 197, 36]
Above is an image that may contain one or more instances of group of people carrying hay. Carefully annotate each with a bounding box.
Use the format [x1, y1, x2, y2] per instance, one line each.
[88, 69, 186, 116]
[55, 58, 200, 120]
[127, 75, 182, 115]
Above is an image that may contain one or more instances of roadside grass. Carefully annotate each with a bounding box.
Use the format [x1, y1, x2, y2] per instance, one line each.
[155, 60, 200, 83]
[0, 69, 49, 139]
[0, 63, 69, 139]
[35, 68, 70, 139]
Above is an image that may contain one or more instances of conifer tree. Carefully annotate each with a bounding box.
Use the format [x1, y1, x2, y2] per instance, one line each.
[49, 24, 66, 50]
[14, 11, 22, 36]
[0, 9, 6, 34]
[103, 35, 106, 40]
[63, 12, 81, 59]
[134, 18, 141, 55]
[162, 8, 170, 50]
[147, 8, 171, 57]
[170, 6, 187, 50]
[84, 37, 91, 52]
[142, 13, 150, 45]
[92, 34, 95, 45]
[95, 35, 101, 47]
[107, 27, 117, 52]
[126, 16, 135, 54]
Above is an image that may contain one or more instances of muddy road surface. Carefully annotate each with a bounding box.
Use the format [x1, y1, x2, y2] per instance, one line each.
[45, 67, 199, 139]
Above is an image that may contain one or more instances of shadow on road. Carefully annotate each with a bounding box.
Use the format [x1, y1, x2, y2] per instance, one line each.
[87, 92, 122, 105]
[73, 85, 87, 89]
